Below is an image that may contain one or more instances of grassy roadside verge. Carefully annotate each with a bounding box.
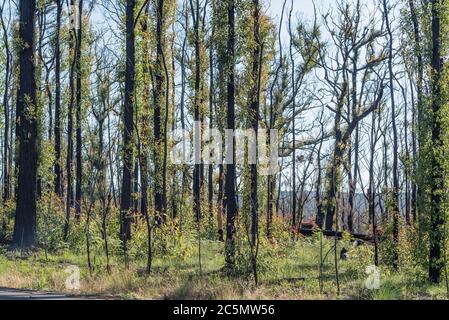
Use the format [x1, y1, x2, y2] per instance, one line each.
[0, 237, 447, 300]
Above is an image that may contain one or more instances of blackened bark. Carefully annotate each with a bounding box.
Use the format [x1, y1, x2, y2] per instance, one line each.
[0, 2, 11, 202]
[178, 0, 188, 219]
[247, 0, 263, 284]
[133, 159, 139, 213]
[217, 163, 224, 241]
[179, 0, 188, 222]
[75, 0, 83, 219]
[13, 0, 38, 248]
[225, 0, 238, 269]
[191, 0, 202, 222]
[133, 76, 140, 216]
[315, 112, 325, 228]
[429, 0, 444, 284]
[249, 0, 261, 246]
[140, 0, 151, 237]
[154, 0, 165, 221]
[208, 22, 214, 221]
[64, 0, 77, 239]
[170, 25, 177, 220]
[120, 0, 135, 242]
[54, 0, 62, 197]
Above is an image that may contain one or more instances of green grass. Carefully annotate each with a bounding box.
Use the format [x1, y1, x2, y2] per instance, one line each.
[0, 234, 447, 300]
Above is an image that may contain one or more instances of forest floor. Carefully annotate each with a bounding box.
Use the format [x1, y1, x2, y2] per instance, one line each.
[0, 287, 106, 300]
[0, 236, 448, 300]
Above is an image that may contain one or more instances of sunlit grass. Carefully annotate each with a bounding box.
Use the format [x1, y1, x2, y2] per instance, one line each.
[0, 233, 447, 300]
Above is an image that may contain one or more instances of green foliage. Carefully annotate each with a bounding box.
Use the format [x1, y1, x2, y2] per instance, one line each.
[37, 194, 67, 252]
[0, 201, 14, 243]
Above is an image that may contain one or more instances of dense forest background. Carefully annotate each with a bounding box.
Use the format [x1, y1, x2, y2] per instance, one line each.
[0, 0, 449, 299]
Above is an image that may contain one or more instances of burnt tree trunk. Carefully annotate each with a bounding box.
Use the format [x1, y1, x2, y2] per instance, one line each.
[429, 0, 445, 284]
[64, 0, 77, 239]
[225, 0, 238, 269]
[191, 0, 202, 222]
[75, 0, 83, 219]
[13, 0, 38, 248]
[54, 0, 62, 197]
[154, 0, 165, 221]
[0, 2, 11, 203]
[250, 0, 261, 246]
[120, 0, 135, 242]
[315, 113, 325, 228]
[208, 23, 214, 222]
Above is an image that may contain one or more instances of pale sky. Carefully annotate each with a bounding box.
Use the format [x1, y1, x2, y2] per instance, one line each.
[268, 0, 325, 42]
[269, 0, 325, 19]
[268, 0, 378, 43]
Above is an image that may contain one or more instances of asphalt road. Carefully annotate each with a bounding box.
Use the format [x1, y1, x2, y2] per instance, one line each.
[0, 287, 102, 300]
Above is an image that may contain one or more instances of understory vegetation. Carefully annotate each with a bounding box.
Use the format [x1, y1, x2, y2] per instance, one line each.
[0, 202, 447, 300]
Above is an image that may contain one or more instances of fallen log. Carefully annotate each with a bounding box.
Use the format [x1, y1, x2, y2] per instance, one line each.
[298, 228, 375, 243]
